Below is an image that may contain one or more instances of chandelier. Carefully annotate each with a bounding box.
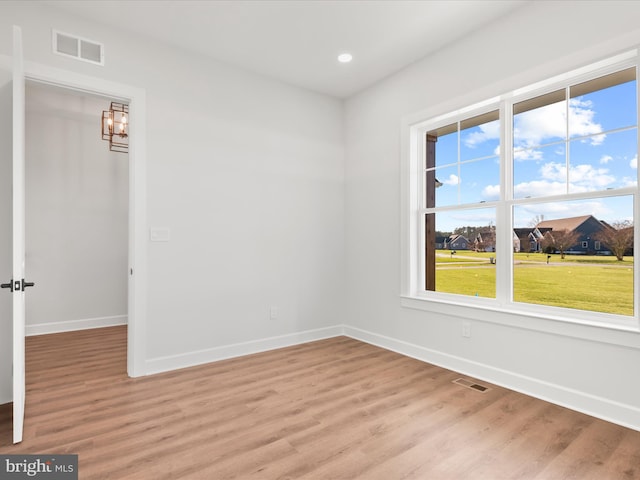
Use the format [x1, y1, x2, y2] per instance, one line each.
[101, 102, 129, 153]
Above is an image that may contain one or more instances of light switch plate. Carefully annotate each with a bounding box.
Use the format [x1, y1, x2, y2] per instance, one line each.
[149, 227, 170, 242]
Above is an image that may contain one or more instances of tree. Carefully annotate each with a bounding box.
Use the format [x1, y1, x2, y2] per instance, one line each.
[540, 229, 580, 259]
[594, 220, 634, 261]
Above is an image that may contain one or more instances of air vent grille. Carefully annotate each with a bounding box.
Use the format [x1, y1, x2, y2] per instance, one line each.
[53, 30, 104, 65]
[453, 378, 490, 393]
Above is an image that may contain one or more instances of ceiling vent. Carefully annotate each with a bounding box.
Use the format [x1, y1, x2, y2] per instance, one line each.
[53, 30, 104, 66]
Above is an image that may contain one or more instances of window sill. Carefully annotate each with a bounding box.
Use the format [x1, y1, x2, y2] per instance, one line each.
[400, 294, 640, 349]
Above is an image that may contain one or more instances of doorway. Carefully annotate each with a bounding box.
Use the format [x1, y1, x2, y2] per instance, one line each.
[1, 34, 146, 445]
[25, 81, 129, 341]
[21, 63, 147, 379]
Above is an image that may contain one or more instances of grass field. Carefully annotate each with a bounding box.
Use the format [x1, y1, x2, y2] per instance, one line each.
[435, 252, 634, 316]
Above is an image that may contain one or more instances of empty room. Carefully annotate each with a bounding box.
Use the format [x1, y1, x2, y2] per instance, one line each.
[0, 1, 639, 478]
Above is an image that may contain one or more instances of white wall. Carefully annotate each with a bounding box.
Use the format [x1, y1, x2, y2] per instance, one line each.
[0, 1, 345, 401]
[344, 1, 640, 430]
[25, 83, 128, 334]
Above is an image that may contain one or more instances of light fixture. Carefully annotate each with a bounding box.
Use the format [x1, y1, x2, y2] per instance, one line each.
[337, 52, 353, 63]
[101, 102, 129, 153]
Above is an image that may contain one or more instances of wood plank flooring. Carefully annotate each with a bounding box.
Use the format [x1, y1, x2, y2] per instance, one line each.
[0, 326, 638, 479]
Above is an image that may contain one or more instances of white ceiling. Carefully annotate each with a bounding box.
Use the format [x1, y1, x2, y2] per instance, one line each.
[44, 0, 527, 99]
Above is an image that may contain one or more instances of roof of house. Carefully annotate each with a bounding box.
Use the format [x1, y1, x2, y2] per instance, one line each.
[513, 227, 552, 238]
[448, 234, 469, 243]
[535, 215, 594, 232]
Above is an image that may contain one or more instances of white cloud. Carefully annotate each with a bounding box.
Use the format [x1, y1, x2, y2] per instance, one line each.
[455, 97, 604, 162]
[539, 162, 565, 182]
[569, 164, 615, 187]
[481, 184, 500, 201]
[513, 148, 543, 161]
[484, 160, 616, 201]
[442, 174, 459, 186]
[514, 180, 566, 198]
[631, 155, 637, 169]
[537, 161, 615, 189]
[513, 97, 604, 152]
[599, 155, 613, 164]
[567, 98, 604, 142]
[514, 102, 565, 148]
[463, 120, 500, 148]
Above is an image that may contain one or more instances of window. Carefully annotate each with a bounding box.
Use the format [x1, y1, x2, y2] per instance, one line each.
[423, 112, 500, 298]
[406, 52, 638, 328]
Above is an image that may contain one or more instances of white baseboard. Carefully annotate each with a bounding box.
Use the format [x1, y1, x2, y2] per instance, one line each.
[343, 325, 640, 433]
[26, 315, 128, 336]
[145, 325, 345, 375]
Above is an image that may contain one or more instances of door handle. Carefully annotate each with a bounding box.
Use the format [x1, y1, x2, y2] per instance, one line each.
[1, 279, 13, 292]
[21, 279, 34, 290]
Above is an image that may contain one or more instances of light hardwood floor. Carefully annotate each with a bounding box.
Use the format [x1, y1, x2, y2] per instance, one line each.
[0, 326, 638, 479]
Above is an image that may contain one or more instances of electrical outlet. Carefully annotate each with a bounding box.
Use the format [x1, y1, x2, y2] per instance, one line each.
[270, 306, 278, 320]
[462, 321, 471, 338]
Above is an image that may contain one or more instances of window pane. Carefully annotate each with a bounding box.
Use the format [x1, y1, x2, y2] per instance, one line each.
[433, 165, 459, 207]
[513, 196, 634, 316]
[460, 110, 500, 161]
[514, 90, 566, 149]
[513, 144, 567, 199]
[569, 69, 636, 136]
[460, 158, 500, 203]
[568, 128, 638, 193]
[427, 208, 497, 298]
[427, 124, 457, 169]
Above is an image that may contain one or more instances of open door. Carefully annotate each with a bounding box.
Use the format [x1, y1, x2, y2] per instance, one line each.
[2, 26, 27, 443]
[0, 25, 27, 445]
[12, 24, 27, 445]
[0, 25, 27, 444]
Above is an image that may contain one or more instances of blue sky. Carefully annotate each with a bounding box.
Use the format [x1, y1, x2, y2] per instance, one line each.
[431, 79, 637, 233]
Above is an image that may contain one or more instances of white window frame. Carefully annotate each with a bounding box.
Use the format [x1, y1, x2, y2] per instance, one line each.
[401, 49, 640, 341]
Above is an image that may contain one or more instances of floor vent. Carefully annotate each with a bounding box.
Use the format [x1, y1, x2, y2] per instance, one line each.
[53, 30, 104, 66]
[453, 378, 490, 393]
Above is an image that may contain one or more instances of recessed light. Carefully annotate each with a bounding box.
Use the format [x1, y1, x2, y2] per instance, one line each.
[337, 53, 353, 63]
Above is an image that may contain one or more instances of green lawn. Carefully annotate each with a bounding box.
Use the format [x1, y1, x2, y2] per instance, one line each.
[513, 265, 633, 315]
[435, 253, 634, 316]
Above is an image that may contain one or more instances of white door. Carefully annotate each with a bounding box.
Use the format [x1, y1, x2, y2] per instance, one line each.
[12, 24, 28, 445]
[0, 24, 27, 445]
